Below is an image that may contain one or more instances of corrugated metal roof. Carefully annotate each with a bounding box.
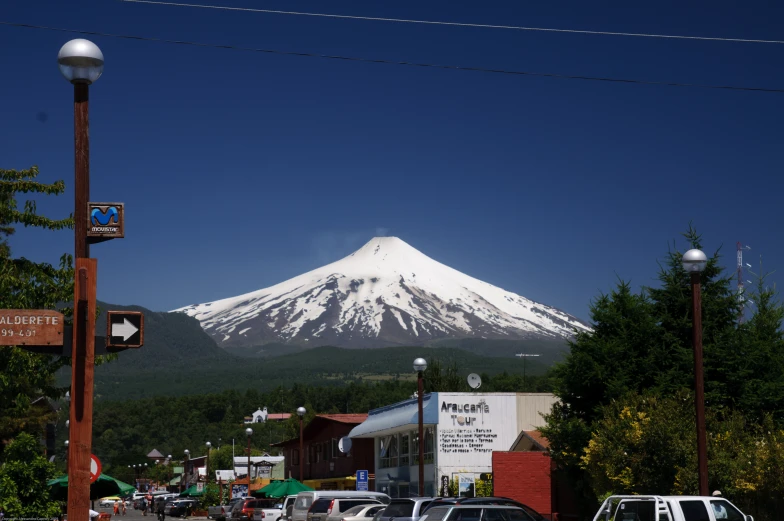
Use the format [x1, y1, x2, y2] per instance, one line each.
[316, 414, 368, 424]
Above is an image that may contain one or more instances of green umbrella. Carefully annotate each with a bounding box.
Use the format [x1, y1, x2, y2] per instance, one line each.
[180, 484, 206, 497]
[48, 473, 136, 501]
[252, 478, 313, 498]
[251, 479, 285, 498]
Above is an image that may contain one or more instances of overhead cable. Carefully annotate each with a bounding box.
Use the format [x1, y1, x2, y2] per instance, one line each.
[2, 21, 783, 94]
[119, 0, 784, 45]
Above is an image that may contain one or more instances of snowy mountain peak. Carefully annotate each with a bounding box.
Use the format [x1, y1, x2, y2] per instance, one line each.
[173, 237, 590, 348]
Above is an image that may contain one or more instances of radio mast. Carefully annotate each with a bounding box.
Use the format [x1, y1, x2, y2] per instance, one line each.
[737, 242, 751, 323]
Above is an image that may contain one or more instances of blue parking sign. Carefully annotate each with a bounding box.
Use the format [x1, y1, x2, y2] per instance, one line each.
[356, 470, 369, 491]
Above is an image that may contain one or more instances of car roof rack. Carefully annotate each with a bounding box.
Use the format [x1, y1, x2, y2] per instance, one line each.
[592, 496, 671, 521]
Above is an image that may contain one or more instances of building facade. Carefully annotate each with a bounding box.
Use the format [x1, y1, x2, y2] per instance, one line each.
[275, 414, 375, 490]
[348, 393, 557, 498]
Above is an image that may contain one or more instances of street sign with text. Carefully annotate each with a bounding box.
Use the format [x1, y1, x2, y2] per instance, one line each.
[86, 202, 124, 239]
[0, 310, 65, 346]
[356, 470, 369, 491]
[106, 311, 144, 348]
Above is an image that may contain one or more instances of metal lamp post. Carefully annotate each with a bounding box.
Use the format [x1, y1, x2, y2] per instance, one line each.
[168, 455, 172, 491]
[683, 248, 709, 496]
[58, 38, 104, 521]
[183, 450, 190, 492]
[246, 428, 253, 485]
[413, 357, 427, 497]
[297, 407, 306, 482]
[206, 442, 212, 484]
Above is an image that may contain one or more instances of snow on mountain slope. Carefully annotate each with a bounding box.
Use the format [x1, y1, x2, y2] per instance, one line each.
[173, 237, 590, 348]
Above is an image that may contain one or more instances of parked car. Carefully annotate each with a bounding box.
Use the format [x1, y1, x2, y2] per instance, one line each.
[253, 497, 286, 521]
[231, 498, 265, 521]
[166, 499, 199, 518]
[99, 496, 122, 508]
[420, 505, 532, 521]
[209, 497, 246, 521]
[340, 504, 387, 521]
[422, 498, 545, 521]
[592, 495, 753, 521]
[376, 498, 437, 521]
[291, 491, 390, 521]
[307, 499, 384, 521]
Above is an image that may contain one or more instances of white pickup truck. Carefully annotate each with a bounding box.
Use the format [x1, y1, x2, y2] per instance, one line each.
[593, 495, 753, 521]
[254, 495, 299, 521]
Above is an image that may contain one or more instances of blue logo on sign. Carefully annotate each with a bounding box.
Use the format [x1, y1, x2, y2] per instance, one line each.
[91, 206, 120, 226]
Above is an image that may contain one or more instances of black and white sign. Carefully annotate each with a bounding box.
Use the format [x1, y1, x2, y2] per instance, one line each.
[107, 311, 144, 348]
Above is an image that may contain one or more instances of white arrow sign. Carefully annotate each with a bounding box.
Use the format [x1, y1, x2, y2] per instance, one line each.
[112, 318, 138, 341]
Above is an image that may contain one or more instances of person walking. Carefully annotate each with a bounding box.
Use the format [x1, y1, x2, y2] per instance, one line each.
[122, 499, 127, 516]
[114, 499, 120, 516]
[141, 496, 148, 517]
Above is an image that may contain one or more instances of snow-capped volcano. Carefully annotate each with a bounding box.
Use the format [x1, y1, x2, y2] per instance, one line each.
[173, 237, 590, 348]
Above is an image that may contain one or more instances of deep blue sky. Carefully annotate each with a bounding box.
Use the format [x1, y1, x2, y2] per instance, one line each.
[2, 0, 783, 322]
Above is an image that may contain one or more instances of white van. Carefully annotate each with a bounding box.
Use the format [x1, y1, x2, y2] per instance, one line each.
[291, 491, 390, 521]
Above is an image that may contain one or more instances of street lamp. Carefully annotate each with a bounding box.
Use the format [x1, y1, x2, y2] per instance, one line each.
[683, 248, 709, 496]
[168, 455, 173, 491]
[183, 449, 190, 492]
[58, 38, 104, 521]
[413, 357, 427, 497]
[206, 441, 212, 483]
[296, 407, 306, 482]
[245, 428, 254, 485]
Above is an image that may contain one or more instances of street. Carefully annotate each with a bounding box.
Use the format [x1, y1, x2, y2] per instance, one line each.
[91, 505, 208, 521]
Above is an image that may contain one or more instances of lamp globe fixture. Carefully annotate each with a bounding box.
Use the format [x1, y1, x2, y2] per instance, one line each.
[683, 249, 708, 273]
[57, 39, 104, 84]
[413, 358, 427, 372]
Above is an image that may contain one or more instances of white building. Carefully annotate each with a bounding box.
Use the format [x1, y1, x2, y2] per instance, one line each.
[244, 407, 269, 424]
[348, 392, 557, 498]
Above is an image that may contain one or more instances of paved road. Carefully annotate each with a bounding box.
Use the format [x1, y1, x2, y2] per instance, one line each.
[92, 504, 207, 520]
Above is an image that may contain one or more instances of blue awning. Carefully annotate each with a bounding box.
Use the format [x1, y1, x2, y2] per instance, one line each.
[349, 393, 439, 438]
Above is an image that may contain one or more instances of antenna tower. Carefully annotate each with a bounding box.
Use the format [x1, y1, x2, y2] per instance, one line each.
[737, 242, 751, 322]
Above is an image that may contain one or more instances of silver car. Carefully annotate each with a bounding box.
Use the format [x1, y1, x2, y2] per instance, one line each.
[377, 498, 437, 521]
[340, 505, 387, 521]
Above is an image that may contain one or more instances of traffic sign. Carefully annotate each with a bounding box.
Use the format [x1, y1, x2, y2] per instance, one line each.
[90, 454, 102, 483]
[86, 202, 124, 239]
[356, 470, 369, 491]
[0, 310, 65, 346]
[107, 311, 144, 348]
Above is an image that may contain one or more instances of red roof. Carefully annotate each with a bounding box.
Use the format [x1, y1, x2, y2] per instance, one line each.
[267, 413, 291, 420]
[316, 414, 368, 424]
[524, 430, 550, 449]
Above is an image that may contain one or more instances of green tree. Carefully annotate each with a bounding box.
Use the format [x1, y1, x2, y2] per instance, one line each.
[424, 357, 464, 392]
[0, 432, 62, 518]
[541, 226, 784, 516]
[0, 166, 73, 448]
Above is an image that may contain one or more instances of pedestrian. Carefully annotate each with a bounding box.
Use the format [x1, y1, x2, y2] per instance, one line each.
[114, 499, 120, 516]
[122, 499, 127, 516]
[141, 496, 148, 516]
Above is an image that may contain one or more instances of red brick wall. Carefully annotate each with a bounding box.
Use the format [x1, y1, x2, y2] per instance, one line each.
[492, 452, 552, 517]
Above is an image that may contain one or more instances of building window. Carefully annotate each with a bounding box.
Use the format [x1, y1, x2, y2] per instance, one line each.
[292, 449, 300, 466]
[400, 434, 410, 466]
[316, 443, 322, 463]
[412, 427, 435, 465]
[332, 438, 339, 459]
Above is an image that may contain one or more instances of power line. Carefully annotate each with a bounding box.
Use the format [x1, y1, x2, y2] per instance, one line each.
[119, 0, 784, 45]
[2, 21, 783, 94]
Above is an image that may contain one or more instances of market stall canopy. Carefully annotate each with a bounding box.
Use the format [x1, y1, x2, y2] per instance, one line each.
[48, 473, 136, 501]
[251, 478, 313, 498]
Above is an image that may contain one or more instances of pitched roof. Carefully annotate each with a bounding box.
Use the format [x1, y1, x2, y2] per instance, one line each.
[317, 414, 368, 424]
[525, 430, 549, 449]
[509, 429, 550, 451]
[147, 449, 164, 458]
